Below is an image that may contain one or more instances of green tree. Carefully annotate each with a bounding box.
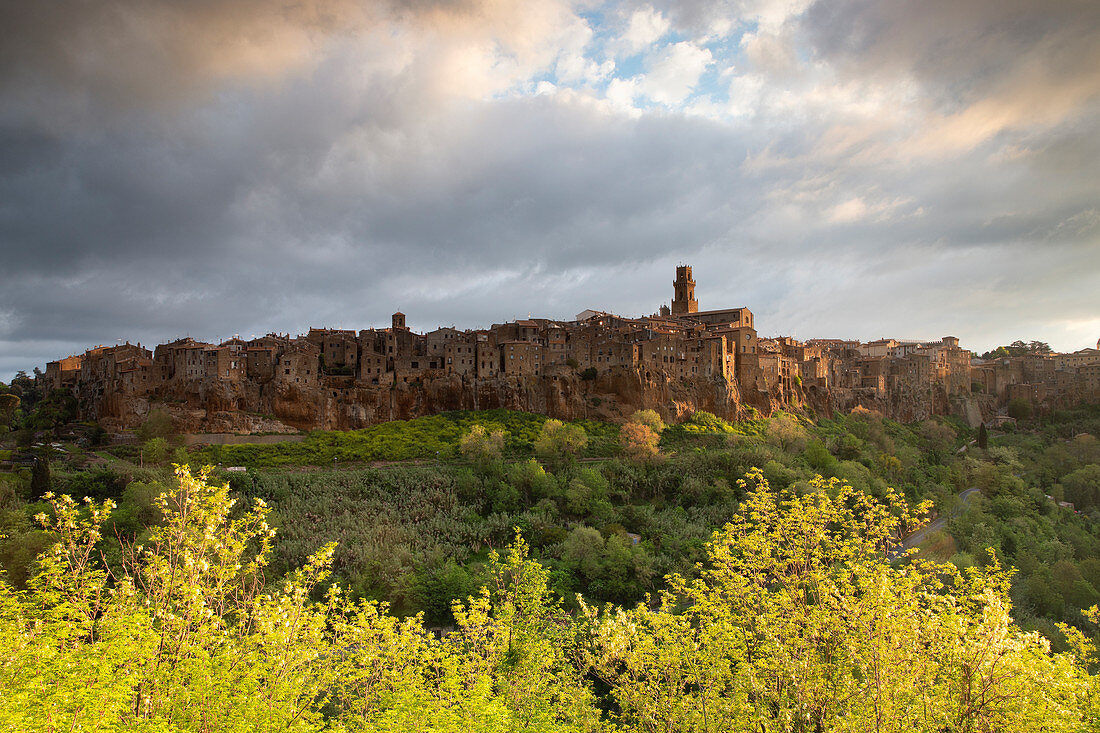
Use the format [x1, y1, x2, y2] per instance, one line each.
[981, 341, 1052, 359]
[172, 446, 192, 468]
[534, 419, 588, 470]
[29, 454, 50, 499]
[583, 470, 1087, 732]
[0, 468, 604, 731]
[920, 419, 957, 457]
[1009, 398, 1034, 421]
[460, 423, 505, 475]
[0, 392, 19, 429]
[628, 409, 665, 434]
[142, 436, 169, 465]
[7, 370, 42, 412]
[765, 412, 807, 452]
[804, 439, 836, 475]
[564, 467, 611, 518]
[562, 525, 605, 580]
[136, 408, 175, 442]
[1063, 464, 1100, 510]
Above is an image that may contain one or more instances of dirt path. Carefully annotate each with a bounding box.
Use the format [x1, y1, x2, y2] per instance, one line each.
[182, 433, 305, 446]
[901, 487, 980, 550]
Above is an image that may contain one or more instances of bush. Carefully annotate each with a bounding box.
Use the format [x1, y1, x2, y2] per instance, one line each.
[459, 424, 504, 475]
[1008, 398, 1034, 421]
[143, 437, 169, 465]
[620, 422, 660, 463]
[197, 410, 619, 467]
[534, 419, 588, 469]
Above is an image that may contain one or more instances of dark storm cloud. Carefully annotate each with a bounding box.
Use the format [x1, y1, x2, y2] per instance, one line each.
[0, 77, 767, 373]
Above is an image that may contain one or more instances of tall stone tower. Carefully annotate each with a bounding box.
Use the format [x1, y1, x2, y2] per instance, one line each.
[392, 311, 406, 330]
[671, 265, 698, 315]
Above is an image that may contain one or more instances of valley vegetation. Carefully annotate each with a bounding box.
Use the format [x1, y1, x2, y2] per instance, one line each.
[2, 464, 1098, 731]
[4, 385, 1100, 729]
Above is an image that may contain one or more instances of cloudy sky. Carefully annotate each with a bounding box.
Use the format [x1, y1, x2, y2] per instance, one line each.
[1, 0, 1099, 380]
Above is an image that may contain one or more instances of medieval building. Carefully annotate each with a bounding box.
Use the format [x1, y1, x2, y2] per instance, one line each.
[38, 266, 1096, 433]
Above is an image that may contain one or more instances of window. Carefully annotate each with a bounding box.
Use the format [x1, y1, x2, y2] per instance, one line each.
[285, 369, 290, 375]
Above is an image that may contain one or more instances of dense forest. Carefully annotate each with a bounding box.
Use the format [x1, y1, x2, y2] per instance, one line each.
[3, 377, 1100, 728]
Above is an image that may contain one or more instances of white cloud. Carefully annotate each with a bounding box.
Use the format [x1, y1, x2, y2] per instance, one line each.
[605, 76, 641, 111]
[726, 73, 764, 116]
[619, 6, 671, 55]
[636, 41, 713, 105]
[555, 52, 615, 86]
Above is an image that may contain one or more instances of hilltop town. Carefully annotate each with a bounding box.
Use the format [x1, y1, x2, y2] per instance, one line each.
[40, 266, 1100, 434]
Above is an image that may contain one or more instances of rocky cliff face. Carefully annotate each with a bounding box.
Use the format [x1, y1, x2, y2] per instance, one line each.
[89, 365, 975, 434]
[91, 365, 754, 433]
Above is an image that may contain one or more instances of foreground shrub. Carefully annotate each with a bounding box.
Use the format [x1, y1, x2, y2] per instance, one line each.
[2, 466, 1096, 731]
[583, 469, 1093, 732]
[0, 467, 600, 732]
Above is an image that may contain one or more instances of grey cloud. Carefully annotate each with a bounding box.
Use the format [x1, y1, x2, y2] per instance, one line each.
[0, 0, 375, 108]
[2, 0, 1099, 382]
[801, 0, 1100, 119]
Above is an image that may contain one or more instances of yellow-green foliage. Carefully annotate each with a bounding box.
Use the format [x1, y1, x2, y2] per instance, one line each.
[665, 410, 766, 440]
[1, 467, 1097, 731]
[199, 410, 619, 467]
[583, 469, 1093, 732]
[0, 467, 600, 732]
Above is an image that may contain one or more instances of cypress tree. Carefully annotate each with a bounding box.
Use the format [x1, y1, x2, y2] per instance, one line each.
[30, 454, 50, 499]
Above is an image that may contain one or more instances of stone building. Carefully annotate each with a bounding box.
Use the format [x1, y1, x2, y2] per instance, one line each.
[671, 265, 698, 315]
[274, 341, 320, 387]
[501, 340, 543, 376]
[307, 328, 358, 374]
[42, 264, 1036, 431]
[443, 331, 480, 377]
[44, 355, 83, 391]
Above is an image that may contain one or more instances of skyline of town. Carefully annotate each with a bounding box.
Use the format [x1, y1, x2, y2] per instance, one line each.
[15, 269, 1098, 384]
[31, 265, 1098, 439]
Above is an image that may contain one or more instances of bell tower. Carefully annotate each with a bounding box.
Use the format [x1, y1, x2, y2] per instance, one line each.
[671, 265, 698, 315]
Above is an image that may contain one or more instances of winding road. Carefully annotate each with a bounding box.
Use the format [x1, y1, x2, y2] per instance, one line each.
[900, 487, 981, 550]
